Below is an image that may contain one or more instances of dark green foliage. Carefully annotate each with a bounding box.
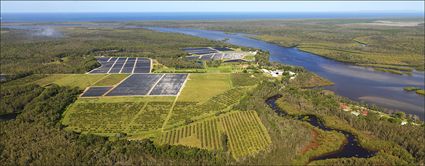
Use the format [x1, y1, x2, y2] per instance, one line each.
[255, 51, 270, 66]
[158, 58, 205, 69]
[206, 60, 222, 67]
[0, 72, 33, 83]
[221, 133, 229, 152]
[1, 27, 222, 74]
[0, 84, 44, 115]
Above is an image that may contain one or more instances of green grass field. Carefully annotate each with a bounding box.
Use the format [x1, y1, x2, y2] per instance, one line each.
[92, 74, 129, 86]
[178, 73, 232, 103]
[159, 111, 271, 160]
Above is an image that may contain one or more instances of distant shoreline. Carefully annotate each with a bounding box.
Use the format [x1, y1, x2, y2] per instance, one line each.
[1, 12, 424, 23]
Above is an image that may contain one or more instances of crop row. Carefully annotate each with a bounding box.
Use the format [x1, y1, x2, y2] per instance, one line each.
[166, 87, 247, 127]
[221, 111, 272, 159]
[128, 102, 173, 132]
[160, 111, 271, 160]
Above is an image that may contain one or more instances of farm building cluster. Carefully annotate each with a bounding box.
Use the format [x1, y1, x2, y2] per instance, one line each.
[339, 103, 417, 126]
[261, 68, 297, 79]
[183, 47, 256, 62]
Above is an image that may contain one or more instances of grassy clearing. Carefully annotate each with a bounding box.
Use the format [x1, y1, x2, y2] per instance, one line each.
[160, 111, 271, 160]
[92, 74, 129, 86]
[178, 73, 232, 103]
[35, 74, 107, 89]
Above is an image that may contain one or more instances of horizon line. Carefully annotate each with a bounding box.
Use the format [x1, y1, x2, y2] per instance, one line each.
[2, 11, 424, 14]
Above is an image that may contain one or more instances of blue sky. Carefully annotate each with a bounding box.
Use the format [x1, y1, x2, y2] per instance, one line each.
[1, 1, 424, 13]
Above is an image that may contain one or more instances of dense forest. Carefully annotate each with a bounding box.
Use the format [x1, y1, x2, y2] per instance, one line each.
[0, 26, 229, 74]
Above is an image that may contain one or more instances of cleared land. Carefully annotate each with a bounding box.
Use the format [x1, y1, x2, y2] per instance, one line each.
[106, 74, 163, 96]
[160, 111, 271, 160]
[102, 74, 188, 96]
[178, 73, 232, 103]
[150, 74, 188, 95]
[62, 96, 175, 136]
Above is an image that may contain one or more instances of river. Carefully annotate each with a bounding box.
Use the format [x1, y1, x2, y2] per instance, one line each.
[266, 94, 376, 161]
[148, 27, 424, 120]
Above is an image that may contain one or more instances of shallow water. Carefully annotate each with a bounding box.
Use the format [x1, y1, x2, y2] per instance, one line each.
[148, 27, 425, 120]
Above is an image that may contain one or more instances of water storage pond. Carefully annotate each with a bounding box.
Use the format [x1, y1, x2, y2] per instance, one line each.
[266, 94, 377, 161]
[147, 27, 425, 120]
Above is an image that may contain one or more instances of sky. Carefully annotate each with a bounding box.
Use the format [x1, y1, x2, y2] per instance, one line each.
[1, 1, 424, 13]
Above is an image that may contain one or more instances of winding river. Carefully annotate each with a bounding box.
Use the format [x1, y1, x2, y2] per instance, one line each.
[266, 94, 376, 161]
[148, 27, 425, 120]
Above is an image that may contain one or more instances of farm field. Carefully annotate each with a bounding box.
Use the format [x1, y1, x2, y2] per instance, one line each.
[159, 111, 271, 160]
[177, 73, 232, 103]
[165, 87, 249, 129]
[62, 96, 175, 137]
[62, 73, 260, 154]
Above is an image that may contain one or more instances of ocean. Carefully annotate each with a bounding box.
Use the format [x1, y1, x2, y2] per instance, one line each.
[1, 12, 423, 22]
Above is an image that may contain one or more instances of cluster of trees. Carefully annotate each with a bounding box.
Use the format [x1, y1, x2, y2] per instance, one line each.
[0, 84, 44, 115]
[0, 85, 228, 165]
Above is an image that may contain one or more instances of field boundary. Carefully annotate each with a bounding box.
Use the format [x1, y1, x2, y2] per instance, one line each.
[161, 91, 181, 132]
[126, 102, 149, 132]
[147, 74, 166, 95]
[102, 74, 133, 96]
[119, 57, 129, 73]
[176, 73, 189, 97]
[91, 74, 111, 85]
[107, 58, 119, 74]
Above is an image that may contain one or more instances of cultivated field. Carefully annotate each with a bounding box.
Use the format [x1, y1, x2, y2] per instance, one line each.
[62, 73, 266, 160]
[177, 73, 232, 103]
[165, 87, 248, 129]
[159, 111, 271, 160]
